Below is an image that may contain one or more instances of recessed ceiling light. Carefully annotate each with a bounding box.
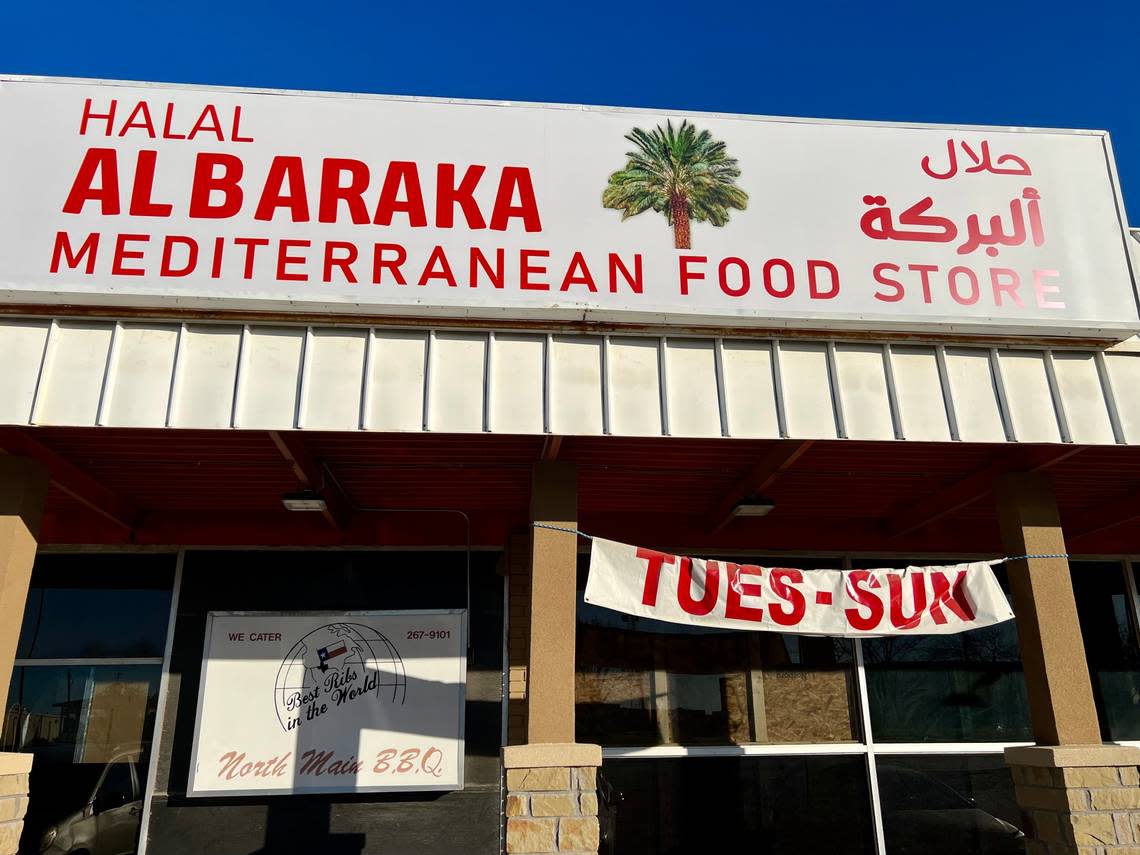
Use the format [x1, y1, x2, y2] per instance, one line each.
[281, 490, 328, 512]
[731, 500, 775, 518]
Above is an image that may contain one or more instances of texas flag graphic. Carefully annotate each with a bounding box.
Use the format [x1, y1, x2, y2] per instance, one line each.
[316, 641, 348, 671]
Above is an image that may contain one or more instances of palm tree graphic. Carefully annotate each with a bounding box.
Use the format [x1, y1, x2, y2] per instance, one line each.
[602, 120, 749, 250]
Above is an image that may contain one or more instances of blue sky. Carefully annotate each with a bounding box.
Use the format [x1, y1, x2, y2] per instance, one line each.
[4, 0, 1138, 220]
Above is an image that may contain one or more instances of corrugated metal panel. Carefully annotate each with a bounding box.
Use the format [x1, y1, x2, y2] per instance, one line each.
[2, 316, 1136, 444]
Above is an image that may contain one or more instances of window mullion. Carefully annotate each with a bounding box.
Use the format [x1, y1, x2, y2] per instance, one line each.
[849, 555, 887, 855]
[1123, 558, 1140, 644]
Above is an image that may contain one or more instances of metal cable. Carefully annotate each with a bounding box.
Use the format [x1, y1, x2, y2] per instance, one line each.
[529, 523, 1068, 563]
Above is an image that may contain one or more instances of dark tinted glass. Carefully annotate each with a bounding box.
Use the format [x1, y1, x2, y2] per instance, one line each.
[577, 594, 858, 746]
[1072, 562, 1140, 739]
[877, 755, 1025, 855]
[95, 760, 136, 810]
[16, 554, 175, 659]
[861, 561, 1030, 742]
[6, 666, 159, 855]
[599, 755, 874, 855]
[2, 665, 161, 761]
[577, 552, 858, 747]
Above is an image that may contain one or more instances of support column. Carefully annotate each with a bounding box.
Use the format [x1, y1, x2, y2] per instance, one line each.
[0, 457, 48, 855]
[526, 462, 578, 744]
[506, 463, 601, 855]
[504, 744, 601, 855]
[995, 472, 1140, 855]
[995, 472, 1099, 746]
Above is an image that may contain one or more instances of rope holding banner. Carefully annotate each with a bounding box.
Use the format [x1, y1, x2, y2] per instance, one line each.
[529, 523, 1067, 563]
[532, 522, 593, 540]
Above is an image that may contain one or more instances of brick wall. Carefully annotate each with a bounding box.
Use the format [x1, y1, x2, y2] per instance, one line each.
[1008, 746, 1140, 855]
[0, 754, 31, 855]
[505, 766, 599, 854]
[503, 744, 601, 855]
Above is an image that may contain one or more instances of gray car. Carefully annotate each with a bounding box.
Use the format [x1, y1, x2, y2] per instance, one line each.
[38, 752, 143, 855]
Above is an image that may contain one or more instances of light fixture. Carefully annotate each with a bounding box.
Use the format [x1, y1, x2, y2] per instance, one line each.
[731, 499, 775, 518]
[281, 490, 328, 512]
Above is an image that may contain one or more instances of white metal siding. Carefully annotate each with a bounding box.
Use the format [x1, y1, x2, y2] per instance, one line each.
[1, 316, 1136, 445]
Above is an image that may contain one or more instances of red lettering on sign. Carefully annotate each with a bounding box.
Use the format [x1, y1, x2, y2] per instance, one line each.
[255, 157, 309, 222]
[50, 232, 99, 274]
[129, 151, 173, 217]
[112, 233, 148, 276]
[119, 101, 155, 138]
[189, 153, 244, 218]
[844, 570, 884, 631]
[636, 547, 676, 607]
[887, 572, 927, 630]
[79, 98, 116, 136]
[470, 247, 504, 288]
[372, 243, 408, 285]
[929, 570, 976, 624]
[725, 563, 764, 622]
[519, 249, 549, 290]
[373, 161, 427, 227]
[436, 164, 486, 229]
[323, 242, 358, 284]
[561, 252, 597, 292]
[678, 255, 706, 295]
[677, 558, 719, 616]
[768, 568, 807, 626]
[418, 245, 458, 287]
[609, 254, 643, 294]
[319, 159, 371, 224]
[277, 239, 310, 282]
[489, 167, 541, 232]
[160, 236, 198, 277]
[63, 148, 120, 215]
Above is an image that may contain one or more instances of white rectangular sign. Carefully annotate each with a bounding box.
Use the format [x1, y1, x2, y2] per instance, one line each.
[584, 538, 1014, 637]
[0, 77, 1137, 337]
[187, 610, 466, 797]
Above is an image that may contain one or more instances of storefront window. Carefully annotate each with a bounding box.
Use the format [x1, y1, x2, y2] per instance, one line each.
[4, 553, 175, 855]
[3, 665, 162, 763]
[599, 755, 875, 854]
[876, 755, 1025, 855]
[862, 562, 1031, 743]
[16, 554, 173, 659]
[1071, 561, 1140, 740]
[577, 595, 858, 746]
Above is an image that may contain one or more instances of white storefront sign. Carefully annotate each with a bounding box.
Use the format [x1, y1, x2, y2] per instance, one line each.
[584, 538, 1014, 637]
[0, 76, 1136, 337]
[187, 610, 466, 796]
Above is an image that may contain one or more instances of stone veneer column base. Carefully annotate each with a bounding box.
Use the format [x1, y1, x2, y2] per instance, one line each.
[504, 743, 601, 855]
[1007, 744, 1140, 855]
[0, 753, 31, 855]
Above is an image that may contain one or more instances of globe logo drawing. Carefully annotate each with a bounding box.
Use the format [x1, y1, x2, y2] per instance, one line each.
[273, 622, 406, 732]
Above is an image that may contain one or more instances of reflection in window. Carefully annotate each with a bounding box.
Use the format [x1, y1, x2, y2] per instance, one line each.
[5, 665, 160, 855]
[16, 555, 174, 659]
[862, 562, 1031, 742]
[8, 553, 174, 855]
[600, 756, 874, 855]
[3, 665, 161, 763]
[877, 755, 1025, 855]
[1072, 562, 1140, 740]
[577, 593, 858, 746]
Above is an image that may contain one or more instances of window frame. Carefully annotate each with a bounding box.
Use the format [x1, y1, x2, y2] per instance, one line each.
[595, 550, 1140, 855]
[9, 547, 181, 855]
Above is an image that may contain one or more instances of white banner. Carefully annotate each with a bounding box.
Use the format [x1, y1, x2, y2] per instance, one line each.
[187, 610, 466, 796]
[0, 77, 1137, 337]
[583, 538, 1014, 636]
